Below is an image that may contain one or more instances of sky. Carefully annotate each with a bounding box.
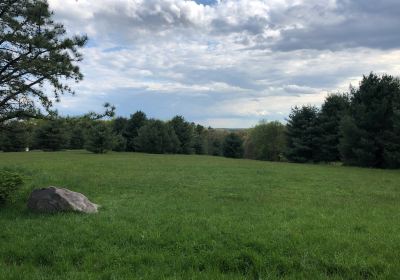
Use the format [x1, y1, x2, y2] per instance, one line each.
[48, 0, 400, 128]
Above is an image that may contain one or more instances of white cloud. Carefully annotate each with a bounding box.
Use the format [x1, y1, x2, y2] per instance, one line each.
[48, 0, 400, 127]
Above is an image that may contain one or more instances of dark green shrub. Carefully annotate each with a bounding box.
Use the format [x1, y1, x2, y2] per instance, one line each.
[0, 170, 23, 205]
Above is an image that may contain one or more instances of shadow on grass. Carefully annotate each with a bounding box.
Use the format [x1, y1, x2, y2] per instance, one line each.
[0, 202, 95, 221]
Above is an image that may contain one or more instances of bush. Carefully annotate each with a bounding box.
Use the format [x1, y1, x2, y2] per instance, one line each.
[0, 169, 23, 205]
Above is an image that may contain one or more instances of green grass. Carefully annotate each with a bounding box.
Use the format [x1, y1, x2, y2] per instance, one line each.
[0, 151, 400, 279]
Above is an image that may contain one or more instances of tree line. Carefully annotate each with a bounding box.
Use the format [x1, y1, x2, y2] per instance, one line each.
[0, 112, 235, 157]
[285, 73, 400, 169]
[1, 73, 400, 169]
[1, 72, 400, 169]
[2, 2, 399, 169]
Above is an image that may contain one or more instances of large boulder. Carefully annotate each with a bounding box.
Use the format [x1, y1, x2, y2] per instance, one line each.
[27, 187, 99, 213]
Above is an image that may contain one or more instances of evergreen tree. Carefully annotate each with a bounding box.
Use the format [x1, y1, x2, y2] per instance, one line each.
[285, 105, 320, 163]
[164, 123, 181, 154]
[0, 121, 27, 152]
[0, 0, 87, 123]
[111, 117, 128, 151]
[206, 128, 225, 156]
[85, 121, 114, 154]
[193, 124, 207, 154]
[112, 134, 127, 152]
[317, 93, 350, 162]
[34, 119, 67, 151]
[66, 105, 116, 150]
[222, 132, 244, 158]
[169, 116, 194, 154]
[64, 118, 87, 149]
[69, 126, 85, 149]
[339, 73, 400, 168]
[125, 111, 147, 151]
[112, 117, 128, 136]
[134, 119, 179, 154]
[338, 115, 364, 166]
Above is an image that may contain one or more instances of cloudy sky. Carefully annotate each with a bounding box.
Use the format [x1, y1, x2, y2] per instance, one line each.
[48, 0, 400, 128]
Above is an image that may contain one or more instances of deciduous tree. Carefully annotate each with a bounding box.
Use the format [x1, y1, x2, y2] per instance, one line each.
[249, 121, 286, 161]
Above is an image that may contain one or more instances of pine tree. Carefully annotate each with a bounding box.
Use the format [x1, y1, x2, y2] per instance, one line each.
[285, 105, 320, 163]
[0, 0, 87, 123]
[125, 111, 147, 151]
[193, 124, 207, 154]
[317, 93, 350, 162]
[84, 121, 114, 154]
[0, 121, 27, 152]
[169, 116, 194, 154]
[339, 73, 400, 168]
[223, 132, 244, 158]
[134, 119, 180, 154]
[34, 119, 67, 151]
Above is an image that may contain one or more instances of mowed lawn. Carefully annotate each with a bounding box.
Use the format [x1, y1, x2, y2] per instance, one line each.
[0, 151, 399, 279]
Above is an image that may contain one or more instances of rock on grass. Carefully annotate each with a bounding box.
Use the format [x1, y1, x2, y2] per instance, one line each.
[27, 187, 99, 214]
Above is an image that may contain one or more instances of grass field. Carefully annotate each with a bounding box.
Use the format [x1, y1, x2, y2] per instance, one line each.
[0, 151, 399, 279]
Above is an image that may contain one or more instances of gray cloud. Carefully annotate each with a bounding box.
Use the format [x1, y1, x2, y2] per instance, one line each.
[271, 0, 400, 51]
[48, 0, 400, 127]
[51, 0, 400, 51]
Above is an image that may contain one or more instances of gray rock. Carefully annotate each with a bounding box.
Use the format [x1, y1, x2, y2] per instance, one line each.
[27, 187, 99, 213]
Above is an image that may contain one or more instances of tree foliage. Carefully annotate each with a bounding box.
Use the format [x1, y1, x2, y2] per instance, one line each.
[249, 121, 286, 161]
[169, 115, 194, 154]
[0, 120, 28, 151]
[0, 0, 87, 123]
[112, 117, 128, 136]
[0, 169, 23, 205]
[34, 118, 66, 151]
[206, 128, 226, 156]
[3, 72, 400, 169]
[135, 119, 179, 154]
[285, 105, 320, 163]
[317, 93, 350, 162]
[84, 121, 114, 154]
[339, 73, 400, 168]
[125, 111, 147, 151]
[193, 124, 207, 155]
[223, 132, 244, 158]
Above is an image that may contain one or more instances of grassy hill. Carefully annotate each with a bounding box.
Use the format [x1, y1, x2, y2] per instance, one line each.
[1, 151, 399, 279]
